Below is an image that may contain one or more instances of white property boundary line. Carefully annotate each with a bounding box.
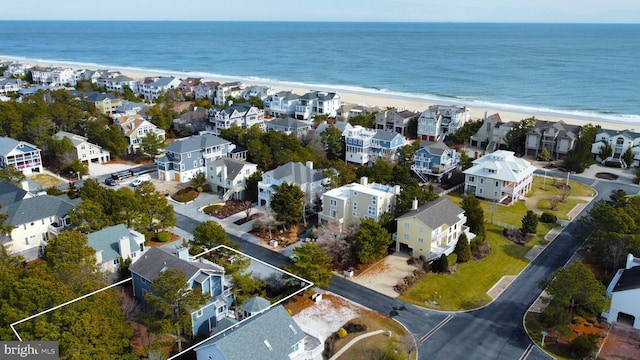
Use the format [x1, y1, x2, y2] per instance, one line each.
[10, 244, 314, 360]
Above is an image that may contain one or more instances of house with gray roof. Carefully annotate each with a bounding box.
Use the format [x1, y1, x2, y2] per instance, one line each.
[129, 246, 233, 337]
[591, 128, 640, 167]
[0, 136, 42, 176]
[208, 103, 265, 136]
[394, 197, 473, 260]
[194, 81, 219, 101]
[375, 108, 419, 136]
[194, 305, 322, 360]
[241, 296, 270, 318]
[241, 85, 275, 101]
[265, 117, 313, 138]
[135, 76, 182, 100]
[525, 120, 580, 160]
[0, 78, 22, 94]
[54, 131, 111, 164]
[209, 158, 258, 201]
[157, 133, 238, 183]
[603, 253, 640, 329]
[87, 224, 146, 274]
[295, 90, 341, 120]
[264, 90, 301, 118]
[412, 141, 458, 183]
[0, 189, 77, 261]
[469, 112, 515, 152]
[417, 105, 470, 142]
[214, 82, 244, 106]
[463, 150, 536, 205]
[258, 161, 331, 209]
[344, 127, 408, 165]
[105, 74, 138, 94]
[85, 91, 122, 114]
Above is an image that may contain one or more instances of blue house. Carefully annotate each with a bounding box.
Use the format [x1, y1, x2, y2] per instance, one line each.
[370, 130, 408, 160]
[129, 246, 233, 337]
[411, 140, 458, 182]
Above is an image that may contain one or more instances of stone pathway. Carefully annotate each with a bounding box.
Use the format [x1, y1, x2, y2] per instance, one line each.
[328, 329, 386, 360]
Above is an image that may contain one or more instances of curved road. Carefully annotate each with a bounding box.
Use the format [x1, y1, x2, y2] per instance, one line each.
[175, 173, 638, 359]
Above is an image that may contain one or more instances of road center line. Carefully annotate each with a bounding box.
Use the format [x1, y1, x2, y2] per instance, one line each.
[418, 314, 454, 344]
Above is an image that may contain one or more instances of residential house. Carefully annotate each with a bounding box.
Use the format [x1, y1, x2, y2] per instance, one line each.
[344, 126, 377, 165]
[3, 62, 32, 78]
[113, 100, 149, 119]
[105, 75, 138, 93]
[469, 112, 515, 152]
[417, 105, 470, 142]
[463, 150, 536, 204]
[136, 76, 182, 100]
[336, 103, 382, 123]
[0, 78, 22, 94]
[524, 120, 580, 160]
[241, 296, 270, 318]
[294, 91, 341, 120]
[129, 246, 233, 337]
[54, 131, 111, 164]
[215, 82, 244, 106]
[591, 129, 640, 167]
[315, 121, 353, 138]
[370, 130, 408, 162]
[258, 161, 331, 209]
[265, 117, 313, 138]
[0, 136, 43, 175]
[78, 69, 104, 84]
[394, 197, 473, 260]
[375, 108, 419, 136]
[87, 224, 145, 274]
[173, 107, 209, 135]
[116, 114, 166, 154]
[208, 158, 258, 201]
[31, 66, 76, 86]
[0, 181, 76, 261]
[85, 91, 122, 115]
[95, 71, 123, 88]
[194, 81, 219, 101]
[411, 141, 458, 183]
[319, 177, 400, 226]
[179, 77, 203, 98]
[156, 133, 235, 183]
[264, 91, 300, 118]
[208, 103, 265, 136]
[603, 254, 640, 329]
[194, 305, 322, 360]
[241, 85, 275, 101]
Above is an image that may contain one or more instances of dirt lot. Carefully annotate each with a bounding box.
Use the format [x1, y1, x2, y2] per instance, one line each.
[598, 325, 640, 360]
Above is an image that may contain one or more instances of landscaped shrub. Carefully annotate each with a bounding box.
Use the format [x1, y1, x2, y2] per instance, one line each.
[156, 231, 171, 242]
[201, 183, 211, 192]
[337, 328, 348, 339]
[604, 160, 622, 168]
[343, 321, 367, 334]
[447, 253, 457, 265]
[203, 204, 222, 215]
[196, 186, 203, 193]
[570, 334, 598, 359]
[540, 212, 558, 223]
[171, 187, 198, 203]
[45, 186, 65, 196]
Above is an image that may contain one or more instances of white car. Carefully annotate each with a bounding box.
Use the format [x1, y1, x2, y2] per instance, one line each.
[131, 174, 151, 187]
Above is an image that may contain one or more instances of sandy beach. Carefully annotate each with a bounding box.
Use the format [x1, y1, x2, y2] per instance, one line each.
[18, 58, 639, 132]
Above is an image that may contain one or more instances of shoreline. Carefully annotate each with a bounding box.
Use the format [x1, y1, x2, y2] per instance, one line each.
[4, 55, 639, 132]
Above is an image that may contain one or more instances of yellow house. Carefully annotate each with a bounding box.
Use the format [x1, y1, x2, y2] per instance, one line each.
[394, 197, 473, 260]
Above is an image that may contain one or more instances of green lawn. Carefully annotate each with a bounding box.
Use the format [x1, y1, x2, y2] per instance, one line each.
[398, 184, 586, 311]
[537, 198, 586, 220]
[529, 175, 595, 197]
[30, 173, 65, 187]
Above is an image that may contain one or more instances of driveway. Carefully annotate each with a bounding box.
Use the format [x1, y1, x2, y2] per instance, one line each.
[346, 253, 417, 298]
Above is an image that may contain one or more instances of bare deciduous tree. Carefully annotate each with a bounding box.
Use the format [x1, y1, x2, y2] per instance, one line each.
[242, 200, 253, 219]
[549, 196, 561, 211]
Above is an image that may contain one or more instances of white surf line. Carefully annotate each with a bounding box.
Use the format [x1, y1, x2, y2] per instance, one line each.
[418, 314, 454, 344]
[518, 343, 534, 360]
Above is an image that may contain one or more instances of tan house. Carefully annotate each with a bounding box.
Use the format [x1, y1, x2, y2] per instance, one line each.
[116, 114, 166, 154]
[319, 177, 400, 225]
[394, 197, 472, 260]
[208, 158, 258, 201]
[375, 108, 419, 135]
[54, 131, 110, 164]
[85, 91, 122, 115]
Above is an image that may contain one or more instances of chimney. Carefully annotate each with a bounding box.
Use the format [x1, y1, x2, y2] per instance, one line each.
[176, 247, 189, 260]
[118, 236, 131, 259]
[360, 176, 368, 186]
[412, 197, 419, 211]
[306, 161, 313, 170]
[20, 179, 29, 192]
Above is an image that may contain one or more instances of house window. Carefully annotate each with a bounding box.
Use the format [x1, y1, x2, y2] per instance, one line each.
[194, 161, 197, 168]
[469, 176, 475, 182]
[196, 309, 203, 318]
[419, 227, 425, 233]
[113, 258, 120, 265]
[404, 223, 410, 229]
[330, 199, 337, 206]
[330, 209, 337, 218]
[291, 342, 300, 353]
[353, 202, 357, 210]
[480, 178, 484, 184]
[187, 153, 191, 158]
[372, 196, 377, 204]
[140, 244, 144, 252]
[418, 238, 424, 243]
[403, 234, 409, 241]
[479, 188, 483, 194]
[496, 181, 499, 187]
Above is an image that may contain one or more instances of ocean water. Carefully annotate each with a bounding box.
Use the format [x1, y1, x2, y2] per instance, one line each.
[0, 21, 638, 122]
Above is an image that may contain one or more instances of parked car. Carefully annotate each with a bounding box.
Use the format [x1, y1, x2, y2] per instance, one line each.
[131, 174, 151, 187]
[104, 177, 118, 186]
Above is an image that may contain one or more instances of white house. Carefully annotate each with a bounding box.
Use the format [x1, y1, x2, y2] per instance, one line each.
[208, 103, 265, 136]
[417, 105, 470, 142]
[294, 91, 341, 120]
[0, 78, 23, 94]
[241, 85, 275, 101]
[603, 254, 640, 329]
[215, 82, 244, 106]
[591, 129, 640, 167]
[463, 150, 536, 205]
[0, 136, 43, 175]
[319, 177, 400, 225]
[263, 90, 301, 118]
[136, 76, 182, 100]
[194, 81, 219, 100]
[54, 131, 111, 164]
[258, 161, 331, 209]
[208, 158, 259, 201]
[87, 224, 146, 274]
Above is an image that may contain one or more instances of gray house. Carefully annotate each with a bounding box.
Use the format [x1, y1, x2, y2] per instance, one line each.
[87, 224, 146, 274]
[265, 117, 313, 138]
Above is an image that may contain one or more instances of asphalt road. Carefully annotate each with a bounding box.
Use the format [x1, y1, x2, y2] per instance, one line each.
[173, 175, 638, 360]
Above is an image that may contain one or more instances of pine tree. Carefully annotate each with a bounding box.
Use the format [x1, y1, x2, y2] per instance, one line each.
[454, 233, 472, 263]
